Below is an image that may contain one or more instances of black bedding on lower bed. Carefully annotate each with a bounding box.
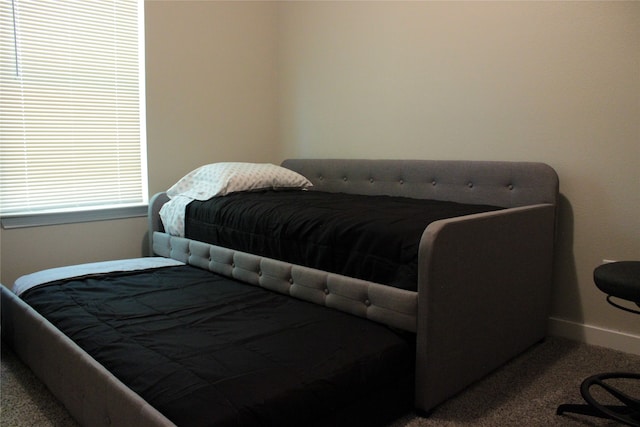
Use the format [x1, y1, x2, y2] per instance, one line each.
[21, 265, 415, 427]
[185, 191, 503, 291]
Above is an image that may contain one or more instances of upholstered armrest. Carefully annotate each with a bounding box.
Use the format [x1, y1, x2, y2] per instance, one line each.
[148, 192, 169, 254]
[414, 203, 556, 413]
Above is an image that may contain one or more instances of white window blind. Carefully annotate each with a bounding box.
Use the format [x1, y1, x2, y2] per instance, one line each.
[0, 0, 147, 221]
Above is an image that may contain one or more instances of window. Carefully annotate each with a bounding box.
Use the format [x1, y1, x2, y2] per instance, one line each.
[0, 0, 147, 228]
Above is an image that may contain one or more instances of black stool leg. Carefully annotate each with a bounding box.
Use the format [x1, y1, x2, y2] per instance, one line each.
[557, 403, 633, 419]
[557, 372, 640, 427]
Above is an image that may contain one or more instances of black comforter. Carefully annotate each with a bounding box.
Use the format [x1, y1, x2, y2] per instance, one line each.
[186, 191, 503, 291]
[22, 265, 415, 427]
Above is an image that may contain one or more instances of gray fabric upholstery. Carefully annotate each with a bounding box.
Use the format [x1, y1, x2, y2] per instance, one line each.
[5, 159, 559, 424]
[153, 232, 418, 332]
[414, 203, 557, 411]
[281, 158, 558, 208]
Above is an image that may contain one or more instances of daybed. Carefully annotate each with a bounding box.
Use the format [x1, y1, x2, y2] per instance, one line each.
[1, 159, 559, 427]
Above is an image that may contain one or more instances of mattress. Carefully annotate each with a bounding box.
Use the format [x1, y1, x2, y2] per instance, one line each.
[184, 190, 503, 291]
[19, 264, 415, 427]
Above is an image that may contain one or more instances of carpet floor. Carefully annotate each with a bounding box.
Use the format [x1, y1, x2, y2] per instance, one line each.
[2, 336, 639, 426]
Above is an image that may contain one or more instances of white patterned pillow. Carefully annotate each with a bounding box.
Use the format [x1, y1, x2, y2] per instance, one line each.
[166, 162, 313, 200]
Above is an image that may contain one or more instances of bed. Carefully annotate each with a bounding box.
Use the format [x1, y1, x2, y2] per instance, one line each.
[1, 159, 559, 427]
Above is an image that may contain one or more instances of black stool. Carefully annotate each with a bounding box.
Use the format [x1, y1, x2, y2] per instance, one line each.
[557, 261, 640, 427]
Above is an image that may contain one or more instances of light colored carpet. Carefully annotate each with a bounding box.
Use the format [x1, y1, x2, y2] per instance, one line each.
[2, 337, 639, 426]
[388, 337, 639, 427]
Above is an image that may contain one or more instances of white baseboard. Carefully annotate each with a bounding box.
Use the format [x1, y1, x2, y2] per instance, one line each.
[548, 317, 640, 356]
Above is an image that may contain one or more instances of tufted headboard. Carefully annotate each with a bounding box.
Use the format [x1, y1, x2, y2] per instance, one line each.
[281, 159, 559, 209]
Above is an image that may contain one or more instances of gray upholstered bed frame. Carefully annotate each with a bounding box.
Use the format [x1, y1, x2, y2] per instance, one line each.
[2, 159, 559, 426]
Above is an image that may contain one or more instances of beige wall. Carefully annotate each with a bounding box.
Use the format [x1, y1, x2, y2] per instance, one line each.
[1, 1, 638, 349]
[277, 1, 640, 343]
[145, 1, 280, 194]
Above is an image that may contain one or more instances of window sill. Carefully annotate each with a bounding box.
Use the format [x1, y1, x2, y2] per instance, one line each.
[1, 205, 148, 229]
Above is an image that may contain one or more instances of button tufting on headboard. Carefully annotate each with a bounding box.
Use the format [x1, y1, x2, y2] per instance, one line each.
[280, 159, 559, 208]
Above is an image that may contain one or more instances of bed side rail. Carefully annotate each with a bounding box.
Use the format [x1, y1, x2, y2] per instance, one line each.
[152, 232, 418, 333]
[414, 203, 557, 412]
[1, 285, 177, 427]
